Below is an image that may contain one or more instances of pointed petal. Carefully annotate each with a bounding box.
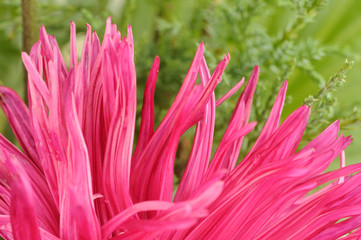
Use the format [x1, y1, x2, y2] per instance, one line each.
[69, 21, 77, 70]
[39, 25, 54, 61]
[27, 65, 60, 209]
[74, 23, 92, 124]
[130, 43, 205, 203]
[206, 66, 259, 176]
[249, 80, 287, 154]
[215, 78, 245, 107]
[102, 29, 137, 215]
[175, 56, 216, 202]
[132, 56, 159, 165]
[235, 105, 310, 179]
[22, 52, 50, 106]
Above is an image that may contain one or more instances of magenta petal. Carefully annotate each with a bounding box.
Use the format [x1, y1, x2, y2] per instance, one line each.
[130, 43, 205, 204]
[0, 87, 40, 167]
[0, 135, 59, 235]
[101, 201, 174, 238]
[69, 21, 78, 70]
[249, 80, 287, 154]
[6, 161, 42, 240]
[215, 77, 245, 107]
[73, 23, 92, 124]
[175, 57, 215, 202]
[206, 66, 259, 177]
[27, 64, 61, 209]
[0, 215, 13, 240]
[22, 52, 51, 106]
[59, 94, 100, 239]
[132, 56, 159, 166]
[103, 179, 223, 239]
[101, 25, 137, 216]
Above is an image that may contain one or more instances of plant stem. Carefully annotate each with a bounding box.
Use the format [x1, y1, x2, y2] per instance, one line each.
[21, 0, 37, 104]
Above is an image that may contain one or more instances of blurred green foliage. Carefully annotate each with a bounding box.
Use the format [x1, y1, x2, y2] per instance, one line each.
[0, 0, 361, 167]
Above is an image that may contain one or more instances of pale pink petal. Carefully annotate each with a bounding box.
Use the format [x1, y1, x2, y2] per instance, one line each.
[339, 150, 346, 184]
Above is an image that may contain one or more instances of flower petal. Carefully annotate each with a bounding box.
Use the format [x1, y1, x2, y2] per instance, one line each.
[0, 87, 40, 167]
[6, 160, 42, 240]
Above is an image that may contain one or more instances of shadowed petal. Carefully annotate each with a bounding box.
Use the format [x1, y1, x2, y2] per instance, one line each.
[0, 87, 40, 168]
[6, 160, 42, 240]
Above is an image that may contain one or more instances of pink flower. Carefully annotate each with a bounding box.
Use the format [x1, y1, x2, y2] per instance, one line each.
[1, 18, 361, 239]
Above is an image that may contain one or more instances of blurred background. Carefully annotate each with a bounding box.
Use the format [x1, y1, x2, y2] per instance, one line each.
[0, 0, 360, 174]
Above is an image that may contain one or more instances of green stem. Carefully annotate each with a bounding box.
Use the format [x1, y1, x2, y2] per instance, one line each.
[21, 0, 37, 104]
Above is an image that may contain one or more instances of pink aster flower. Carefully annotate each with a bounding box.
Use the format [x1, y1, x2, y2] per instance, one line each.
[1, 18, 361, 239]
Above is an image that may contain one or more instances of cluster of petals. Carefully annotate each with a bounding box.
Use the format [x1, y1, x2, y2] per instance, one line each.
[1, 18, 361, 239]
